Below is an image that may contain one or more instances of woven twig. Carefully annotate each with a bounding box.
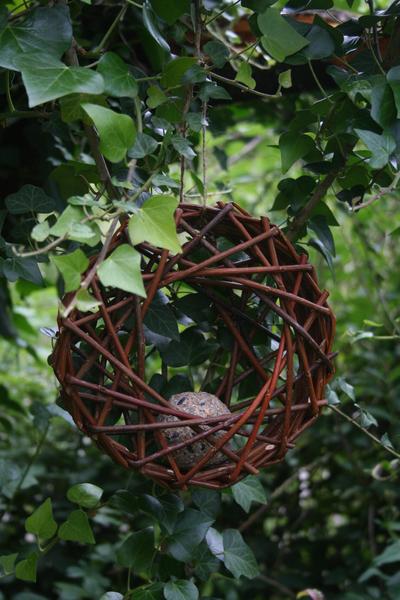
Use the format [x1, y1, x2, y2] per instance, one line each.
[51, 202, 335, 490]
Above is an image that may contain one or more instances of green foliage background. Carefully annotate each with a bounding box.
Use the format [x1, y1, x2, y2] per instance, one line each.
[1, 0, 400, 599]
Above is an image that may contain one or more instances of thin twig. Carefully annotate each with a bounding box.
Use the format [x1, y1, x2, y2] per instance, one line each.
[329, 404, 400, 459]
[209, 71, 280, 99]
[286, 166, 342, 241]
[353, 171, 400, 211]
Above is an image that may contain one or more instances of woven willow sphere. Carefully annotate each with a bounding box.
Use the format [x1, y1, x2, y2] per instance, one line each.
[51, 202, 335, 490]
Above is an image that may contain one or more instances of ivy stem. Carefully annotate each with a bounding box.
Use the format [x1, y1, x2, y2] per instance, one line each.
[204, 0, 241, 26]
[201, 100, 208, 207]
[5, 72, 15, 113]
[209, 71, 280, 99]
[329, 404, 400, 459]
[92, 3, 128, 55]
[0, 423, 50, 523]
[308, 59, 333, 104]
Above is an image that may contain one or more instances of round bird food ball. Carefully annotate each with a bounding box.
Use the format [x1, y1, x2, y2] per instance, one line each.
[158, 392, 232, 469]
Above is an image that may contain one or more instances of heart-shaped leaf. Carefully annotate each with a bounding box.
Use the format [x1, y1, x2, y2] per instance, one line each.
[58, 509, 95, 544]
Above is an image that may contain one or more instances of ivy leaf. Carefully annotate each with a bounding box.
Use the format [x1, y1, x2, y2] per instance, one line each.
[51, 249, 89, 293]
[15, 553, 38, 582]
[370, 81, 396, 128]
[50, 206, 99, 246]
[150, 0, 189, 25]
[192, 489, 221, 519]
[116, 527, 155, 570]
[25, 498, 57, 540]
[222, 530, 259, 579]
[2, 257, 43, 285]
[231, 477, 266, 513]
[387, 66, 400, 117]
[14, 54, 104, 108]
[161, 328, 217, 367]
[142, 1, 170, 52]
[374, 541, 400, 567]
[171, 135, 196, 160]
[97, 52, 138, 98]
[279, 69, 292, 89]
[147, 85, 168, 109]
[204, 41, 229, 68]
[235, 63, 256, 89]
[0, 553, 18, 576]
[355, 129, 396, 169]
[128, 195, 181, 254]
[128, 133, 159, 159]
[161, 57, 197, 88]
[308, 215, 335, 257]
[164, 580, 199, 600]
[81, 103, 136, 163]
[31, 221, 50, 242]
[279, 133, 314, 173]
[67, 483, 103, 508]
[5, 185, 56, 214]
[98, 244, 146, 297]
[58, 509, 95, 544]
[167, 509, 214, 562]
[75, 289, 101, 313]
[144, 293, 180, 341]
[0, 5, 72, 70]
[258, 8, 309, 61]
[304, 25, 335, 60]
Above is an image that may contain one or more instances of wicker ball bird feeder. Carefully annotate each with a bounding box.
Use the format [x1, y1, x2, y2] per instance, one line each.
[51, 202, 335, 490]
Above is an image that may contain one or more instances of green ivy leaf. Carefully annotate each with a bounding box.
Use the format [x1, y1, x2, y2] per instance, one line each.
[0, 5, 72, 70]
[0, 553, 18, 576]
[387, 66, 400, 117]
[192, 489, 221, 519]
[278, 69, 292, 89]
[304, 25, 335, 60]
[51, 249, 89, 293]
[116, 527, 155, 570]
[150, 0, 189, 25]
[14, 54, 104, 108]
[15, 553, 38, 582]
[231, 476, 266, 513]
[5, 185, 56, 214]
[58, 509, 95, 544]
[258, 8, 309, 61]
[161, 328, 217, 367]
[31, 221, 50, 242]
[370, 81, 396, 128]
[81, 103, 136, 163]
[167, 509, 214, 562]
[147, 85, 168, 109]
[161, 57, 197, 88]
[355, 129, 396, 169]
[98, 244, 146, 297]
[222, 529, 259, 579]
[128, 195, 181, 254]
[75, 289, 101, 313]
[67, 483, 103, 508]
[171, 135, 196, 160]
[142, 1, 170, 52]
[235, 63, 256, 89]
[144, 293, 180, 341]
[203, 41, 229, 68]
[97, 52, 138, 98]
[374, 541, 400, 567]
[164, 580, 199, 600]
[2, 257, 43, 285]
[128, 133, 159, 159]
[279, 132, 315, 173]
[50, 206, 99, 246]
[25, 498, 57, 540]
